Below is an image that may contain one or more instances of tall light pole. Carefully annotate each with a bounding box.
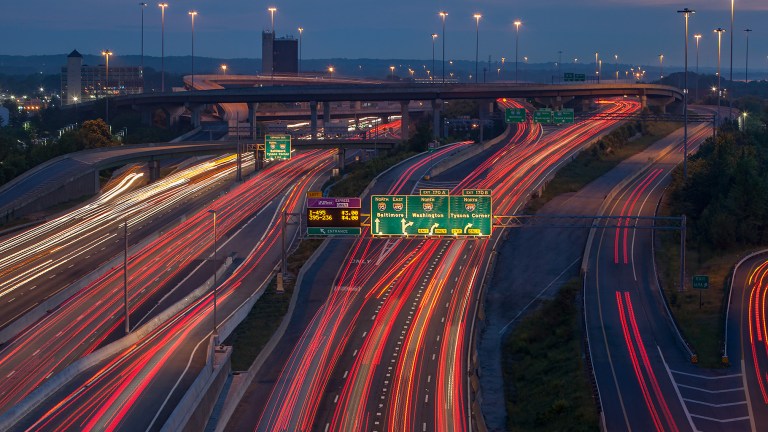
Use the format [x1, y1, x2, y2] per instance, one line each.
[715, 28, 726, 115]
[659, 53, 664, 79]
[298, 27, 303, 74]
[207, 209, 218, 342]
[514, 20, 522, 83]
[595, 52, 599, 82]
[390, 65, 395, 80]
[328, 66, 334, 79]
[474, 13, 482, 83]
[694, 34, 702, 100]
[158, 3, 168, 92]
[439, 11, 448, 84]
[268, 7, 277, 33]
[123, 220, 130, 334]
[140, 3, 147, 91]
[729, 0, 734, 117]
[614, 54, 619, 82]
[221, 64, 227, 75]
[431, 33, 438, 82]
[678, 8, 694, 181]
[744, 29, 752, 83]
[189, 10, 197, 91]
[102, 50, 112, 122]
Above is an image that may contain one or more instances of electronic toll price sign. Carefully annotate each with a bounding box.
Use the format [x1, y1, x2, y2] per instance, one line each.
[306, 197, 362, 236]
[371, 189, 492, 237]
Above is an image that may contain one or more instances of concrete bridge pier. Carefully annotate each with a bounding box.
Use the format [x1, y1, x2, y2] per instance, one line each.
[188, 104, 203, 129]
[640, 95, 648, 110]
[338, 147, 346, 171]
[323, 102, 331, 137]
[137, 106, 153, 126]
[248, 103, 258, 139]
[149, 159, 161, 182]
[432, 99, 442, 140]
[310, 101, 318, 139]
[400, 100, 410, 144]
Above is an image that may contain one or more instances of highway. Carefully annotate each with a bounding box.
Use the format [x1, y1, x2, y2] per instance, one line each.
[0, 153, 253, 334]
[0, 150, 330, 417]
[10, 150, 336, 431]
[226, 99, 642, 431]
[583, 120, 752, 431]
[727, 252, 768, 430]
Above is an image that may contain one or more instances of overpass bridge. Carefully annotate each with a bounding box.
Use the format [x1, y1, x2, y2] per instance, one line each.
[116, 82, 683, 141]
[0, 138, 396, 221]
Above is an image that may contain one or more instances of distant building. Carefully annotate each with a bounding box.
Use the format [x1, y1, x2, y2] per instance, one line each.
[61, 50, 143, 105]
[262, 32, 298, 75]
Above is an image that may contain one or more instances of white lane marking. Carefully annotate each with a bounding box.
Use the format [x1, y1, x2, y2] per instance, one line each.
[671, 370, 743, 380]
[689, 414, 751, 423]
[683, 399, 746, 408]
[660, 344, 712, 432]
[498, 257, 579, 335]
[676, 384, 744, 394]
[741, 359, 758, 432]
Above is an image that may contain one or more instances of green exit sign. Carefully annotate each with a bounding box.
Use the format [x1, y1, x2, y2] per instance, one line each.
[692, 275, 709, 289]
[371, 190, 492, 237]
[533, 110, 553, 124]
[505, 108, 526, 124]
[265, 134, 292, 160]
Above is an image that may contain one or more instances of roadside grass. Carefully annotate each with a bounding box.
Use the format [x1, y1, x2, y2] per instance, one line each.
[224, 239, 323, 371]
[502, 278, 599, 432]
[656, 196, 758, 368]
[527, 121, 680, 212]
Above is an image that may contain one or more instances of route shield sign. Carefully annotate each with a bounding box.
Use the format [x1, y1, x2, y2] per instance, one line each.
[265, 134, 291, 160]
[553, 109, 575, 124]
[371, 190, 492, 237]
[533, 109, 553, 124]
[692, 275, 709, 289]
[505, 108, 526, 123]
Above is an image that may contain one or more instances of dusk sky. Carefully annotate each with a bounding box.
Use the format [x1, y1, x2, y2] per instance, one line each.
[2, 1, 766, 69]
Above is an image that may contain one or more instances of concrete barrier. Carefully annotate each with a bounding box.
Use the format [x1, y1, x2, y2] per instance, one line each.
[0, 257, 233, 431]
[161, 339, 231, 432]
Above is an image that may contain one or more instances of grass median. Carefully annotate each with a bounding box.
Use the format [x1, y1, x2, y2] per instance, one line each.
[527, 121, 680, 212]
[502, 278, 599, 431]
[224, 239, 323, 371]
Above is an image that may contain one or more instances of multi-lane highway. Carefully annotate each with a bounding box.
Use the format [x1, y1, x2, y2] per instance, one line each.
[583, 120, 753, 431]
[10, 150, 336, 431]
[0, 150, 331, 418]
[224, 99, 642, 431]
[0, 153, 252, 334]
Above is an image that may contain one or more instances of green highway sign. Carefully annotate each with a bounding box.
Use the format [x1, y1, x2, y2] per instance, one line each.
[564, 73, 586, 82]
[575, 73, 586, 81]
[564, 72, 575, 82]
[505, 108, 526, 124]
[692, 275, 710, 289]
[307, 227, 361, 236]
[371, 190, 492, 237]
[265, 134, 292, 160]
[553, 109, 575, 124]
[533, 109, 553, 124]
[420, 189, 450, 196]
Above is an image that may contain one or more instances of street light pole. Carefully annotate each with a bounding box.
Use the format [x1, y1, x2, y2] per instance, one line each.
[715, 28, 726, 117]
[514, 21, 522, 83]
[439, 11, 448, 84]
[102, 50, 112, 123]
[140, 3, 147, 92]
[159, 3, 168, 92]
[431, 33, 438, 82]
[678, 8, 694, 182]
[615, 54, 619, 82]
[694, 34, 701, 100]
[189, 11, 197, 91]
[595, 52, 599, 83]
[207, 209, 218, 342]
[268, 7, 276, 33]
[123, 220, 130, 334]
[659, 53, 664, 79]
[474, 14, 481, 83]
[390, 65, 395, 80]
[298, 27, 303, 75]
[744, 29, 752, 83]
[729, 0, 734, 118]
